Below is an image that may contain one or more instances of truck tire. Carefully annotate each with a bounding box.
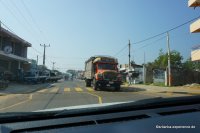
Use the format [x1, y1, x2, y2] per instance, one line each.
[86, 80, 91, 87]
[115, 84, 120, 91]
[42, 79, 45, 83]
[93, 79, 98, 90]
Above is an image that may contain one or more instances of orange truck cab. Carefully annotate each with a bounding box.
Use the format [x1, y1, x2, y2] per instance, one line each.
[84, 56, 121, 91]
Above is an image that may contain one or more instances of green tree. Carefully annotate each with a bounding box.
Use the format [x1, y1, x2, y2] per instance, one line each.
[154, 49, 167, 69]
[183, 58, 200, 71]
[67, 69, 76, 76]
[147, 49, 183, 69]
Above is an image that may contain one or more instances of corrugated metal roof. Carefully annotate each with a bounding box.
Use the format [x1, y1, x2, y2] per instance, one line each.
[0, 27, 31, 47]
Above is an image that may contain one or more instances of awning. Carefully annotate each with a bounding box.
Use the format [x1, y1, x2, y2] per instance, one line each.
[188, 0, 200, 7]
[0, 27, 32, 47]
[0, 50, 30, 62]
[190, 19, 200, 33]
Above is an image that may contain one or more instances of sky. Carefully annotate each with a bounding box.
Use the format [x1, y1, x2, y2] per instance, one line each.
[0, 0, 199, 72]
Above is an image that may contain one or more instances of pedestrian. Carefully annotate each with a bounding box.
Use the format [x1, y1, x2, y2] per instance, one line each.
[128, 72, 132, 85]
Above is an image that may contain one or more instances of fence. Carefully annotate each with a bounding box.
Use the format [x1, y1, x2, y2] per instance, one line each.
[153, 69, 165, 84]
[145, 67, 200, 86]
[171, 68, 200, 86]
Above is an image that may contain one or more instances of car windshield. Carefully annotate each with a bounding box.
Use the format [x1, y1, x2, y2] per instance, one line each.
[98, 64, 116, 70]
[0, 0, 199, 115]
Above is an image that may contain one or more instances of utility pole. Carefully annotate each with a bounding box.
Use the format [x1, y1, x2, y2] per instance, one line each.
[143, 51, 146, 84]
[128, 40, 131, 70]
[52, 62, 55, 70]
[40, 44, 50, 66]
[167, 32, 171, 86]
[0, 21, 2, 50]
[36, 55, 38, 70]
[36, 55, 38, 66]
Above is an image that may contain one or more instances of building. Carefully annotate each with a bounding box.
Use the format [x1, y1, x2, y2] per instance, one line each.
[119, 64, 143, 83]
[191, 44, 200, 61]
[0, 26, 31, 80]
[188, 0, 200, 61]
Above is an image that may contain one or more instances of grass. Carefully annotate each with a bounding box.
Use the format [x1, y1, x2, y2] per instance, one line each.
[152, 82, 166, 87]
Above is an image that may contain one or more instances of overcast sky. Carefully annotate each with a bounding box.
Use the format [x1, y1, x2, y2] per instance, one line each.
[0, 0, 199, 72]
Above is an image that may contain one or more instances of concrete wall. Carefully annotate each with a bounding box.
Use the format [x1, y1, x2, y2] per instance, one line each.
[145, 68, 153, 83]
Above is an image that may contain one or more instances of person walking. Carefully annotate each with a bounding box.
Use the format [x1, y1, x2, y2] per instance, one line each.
[128, 72, 132, 85]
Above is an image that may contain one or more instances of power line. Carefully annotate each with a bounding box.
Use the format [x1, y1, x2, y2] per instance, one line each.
[114, 44, 128, 56]
[1, 20, 45, 61]
[21, 0, 49, 43]
[9, 0, 44, 43]
[114, 16, 200, 57]
[0, 1, 54, 67]
[137, 35, 166, 50]
[0, 0, 41, 44]
[45, 55, 88, 60]
[1, 20, 52, 67]
[31, 47, 42, 55]
[116, 36, 165, 60]
[0, 21, 15, 34]
[132, 15, 200, 45]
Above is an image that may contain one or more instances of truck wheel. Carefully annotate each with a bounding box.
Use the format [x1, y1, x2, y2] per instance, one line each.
[115, 85, 120, 91]
[93, 79, 98, 90]
[86, 80, 91, 87]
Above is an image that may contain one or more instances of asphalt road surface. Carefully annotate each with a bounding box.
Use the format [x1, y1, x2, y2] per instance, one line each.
[0, 80, 191, 113]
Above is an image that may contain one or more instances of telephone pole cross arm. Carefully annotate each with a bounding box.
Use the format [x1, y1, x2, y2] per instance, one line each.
[40, 44, 50, 66]
[52, 62, 56, 70]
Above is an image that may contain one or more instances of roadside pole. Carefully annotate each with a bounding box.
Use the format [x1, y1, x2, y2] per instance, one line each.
[0, 21, 2, 50]
[167, 32, 172, 86]
[128, 40, 131, 70]
[52, 62, 55, 70]
[128, 40, 131, 85]
[143, 52, 146, 84]
[40, 44, 50, 66]
[36, 55, 38, 70]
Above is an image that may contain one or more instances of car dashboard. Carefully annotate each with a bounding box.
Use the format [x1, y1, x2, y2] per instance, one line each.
[0, 97, 200, 133]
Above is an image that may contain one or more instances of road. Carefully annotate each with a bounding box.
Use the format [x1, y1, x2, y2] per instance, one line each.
[0, 80, 194, 113]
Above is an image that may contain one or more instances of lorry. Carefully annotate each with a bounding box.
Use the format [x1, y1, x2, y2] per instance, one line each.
[46, 70, 62, 82]
[84, 56, 121, 91]
[23, 70, 47, 84]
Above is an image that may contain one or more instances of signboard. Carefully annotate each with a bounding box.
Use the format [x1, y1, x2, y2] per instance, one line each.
[100, 57, 115, 63]
[93, 57, 117, 63]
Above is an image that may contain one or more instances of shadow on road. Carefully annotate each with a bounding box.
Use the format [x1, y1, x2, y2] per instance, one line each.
[97, 86, 146, 93]
[0, 82, 50, 95]
[159, 91, 200, 96]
